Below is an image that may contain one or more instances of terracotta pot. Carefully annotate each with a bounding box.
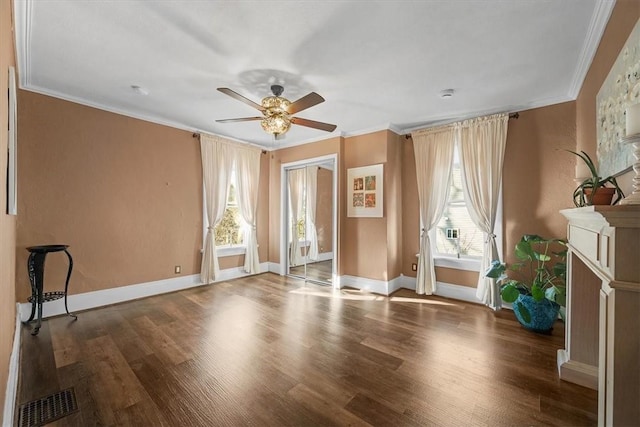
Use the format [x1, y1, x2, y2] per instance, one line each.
[585, 187, 616, 205]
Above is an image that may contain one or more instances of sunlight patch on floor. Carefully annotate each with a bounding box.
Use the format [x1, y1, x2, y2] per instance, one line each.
[289, 287, 385, 301]
[389, 296, 459, 307]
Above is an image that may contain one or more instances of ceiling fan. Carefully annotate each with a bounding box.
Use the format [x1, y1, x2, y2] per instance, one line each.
[216, 85, 337, 137]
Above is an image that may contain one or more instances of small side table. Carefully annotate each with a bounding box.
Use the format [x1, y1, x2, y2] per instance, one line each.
[25, 245, 77, 335]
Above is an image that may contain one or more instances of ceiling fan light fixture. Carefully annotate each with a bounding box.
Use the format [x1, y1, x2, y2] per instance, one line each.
[261, 113, 291, 135]
[261, 96, 291, 114]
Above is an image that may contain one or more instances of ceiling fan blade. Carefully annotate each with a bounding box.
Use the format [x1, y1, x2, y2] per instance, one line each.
[287, 92, 325, 114]
[216, 117, 263, 123]
[290, 117, 337, 132]
[217, 88, 264, 111]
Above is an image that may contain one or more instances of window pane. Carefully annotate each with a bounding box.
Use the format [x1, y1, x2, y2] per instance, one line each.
[433, 147, 484, 258]
[434, 204, 484, 257]
[214, 182, 244, 246]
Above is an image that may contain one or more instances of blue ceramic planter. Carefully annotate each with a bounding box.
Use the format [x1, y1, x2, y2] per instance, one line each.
[513, 294, 560, 333]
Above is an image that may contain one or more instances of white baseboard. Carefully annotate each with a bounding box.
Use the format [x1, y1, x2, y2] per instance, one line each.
[399, 276, 481, 304]
[314, 252, 333, 262]
[3, 304, 21, 426]
[268, 262, 283, 275]
[215, 262, 270, 282]
[339, 274, 405, 296]
[19, 262, 269, 321]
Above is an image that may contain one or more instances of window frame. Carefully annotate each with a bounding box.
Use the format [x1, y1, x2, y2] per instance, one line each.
[202, 168, 247, 257]
[427, 145, 503, 273]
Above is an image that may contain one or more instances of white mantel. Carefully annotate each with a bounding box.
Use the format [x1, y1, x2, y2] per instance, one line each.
[559, 205, 640, 426]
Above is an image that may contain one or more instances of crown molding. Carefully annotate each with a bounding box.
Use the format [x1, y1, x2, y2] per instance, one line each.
[13, 0, 33, 88]
[568, 0, 616, 99]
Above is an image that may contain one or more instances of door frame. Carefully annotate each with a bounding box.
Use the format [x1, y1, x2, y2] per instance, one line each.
[280, 153, 338, 288]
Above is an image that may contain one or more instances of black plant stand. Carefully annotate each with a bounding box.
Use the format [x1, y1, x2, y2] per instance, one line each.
[25, 245, 77, 335]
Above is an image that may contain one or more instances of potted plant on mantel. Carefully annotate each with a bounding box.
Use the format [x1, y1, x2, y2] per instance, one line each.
[485, 235, 567, 333]
[568, 150, 625, 207]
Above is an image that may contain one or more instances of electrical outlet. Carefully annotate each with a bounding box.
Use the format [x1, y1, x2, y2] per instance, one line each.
[411, 263, 417, 271]
[174, 265, 181, 274]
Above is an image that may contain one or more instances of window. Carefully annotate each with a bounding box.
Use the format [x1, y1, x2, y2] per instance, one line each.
[215, 177, 244, 246]
[203, 170, 246, 256]
[429, 145, 502, 271]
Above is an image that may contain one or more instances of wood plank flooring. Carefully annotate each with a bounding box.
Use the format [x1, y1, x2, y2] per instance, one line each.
[17, 273, 597, 426]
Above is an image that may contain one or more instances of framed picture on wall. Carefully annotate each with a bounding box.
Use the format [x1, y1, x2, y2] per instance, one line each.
[347, 164, 383, 217]
[596, 17, 640, 177]
[6, 66, 17, 215]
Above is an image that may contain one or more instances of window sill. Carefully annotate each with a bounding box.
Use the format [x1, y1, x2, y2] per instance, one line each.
[218, 245, 247, 257]
[200, 245, 248, 257]
[434, 256, 480, 272]
[416, 253, 481, 272]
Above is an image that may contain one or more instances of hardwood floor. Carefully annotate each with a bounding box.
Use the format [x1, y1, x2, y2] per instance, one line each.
[17, 273, 597, 426]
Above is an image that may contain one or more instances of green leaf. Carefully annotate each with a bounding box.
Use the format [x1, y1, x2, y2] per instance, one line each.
[516, 302, 531, 323]
[534, 252, 551, 262]
[484, 260, 505, 279]
[515, 241, 534, 261]
[531, 285, 545, 301]
[553, 262, 566, 278]
[548, 285, 566, 307]
[501, 284, 520, 303]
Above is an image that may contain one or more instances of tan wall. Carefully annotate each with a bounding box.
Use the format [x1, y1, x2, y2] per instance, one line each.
[386, 131, 403, 280]
[576, 0, 640, 194]
[342, 131, 389, 280]
[0, 0, 16, 421]
[341, 130, 405, 281]
[402, 136, 420, 278]
[316, 167, 333, 254]
[502, 102, 577, 265]
[17, 91, 270, 301]
[16, 91, 202, 300]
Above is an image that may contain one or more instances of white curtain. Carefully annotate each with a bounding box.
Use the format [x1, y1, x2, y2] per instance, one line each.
[288, 168, 305, 266]
[306, 166, 319, 261]
[234, 144, 262, 274]
[411, 126, 456, 295]
[200, 134, 232, 284]
[459, 113, 509, 309]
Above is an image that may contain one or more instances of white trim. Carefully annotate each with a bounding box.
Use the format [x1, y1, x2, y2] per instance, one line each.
[567, 0, 616, 99]
[434, 281, 481, 304]
[216, 245, 247, 257]
[314, 251, 334, 262]
[340, 275, 393, 295]
[342, 123, 403, 137]
[214, 262, 269, 282]
[13, 0, 33, 88]
[3, 305, 22, 427]
[387, 275, 406, 294]
[265, 132, 344, 151]
[280, 154, 339, 289]
[339, 275, 405, 296]
[400, 276, 480, 304]
[269, 262, 284, 275]
[18, 262, 268, 321]
[433, 256, 481, 272]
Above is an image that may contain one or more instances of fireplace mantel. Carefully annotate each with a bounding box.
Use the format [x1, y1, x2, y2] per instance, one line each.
[559, 205, 640, 426]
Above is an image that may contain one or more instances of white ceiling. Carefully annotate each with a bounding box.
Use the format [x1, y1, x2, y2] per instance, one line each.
[14, 0, 615, 149]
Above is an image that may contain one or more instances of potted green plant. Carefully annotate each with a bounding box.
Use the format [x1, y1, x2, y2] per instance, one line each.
[485, 235, 567, 333]
[567, 150, 624, 207]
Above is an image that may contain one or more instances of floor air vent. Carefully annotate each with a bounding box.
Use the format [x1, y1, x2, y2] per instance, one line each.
[18, 388, 78, 427]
